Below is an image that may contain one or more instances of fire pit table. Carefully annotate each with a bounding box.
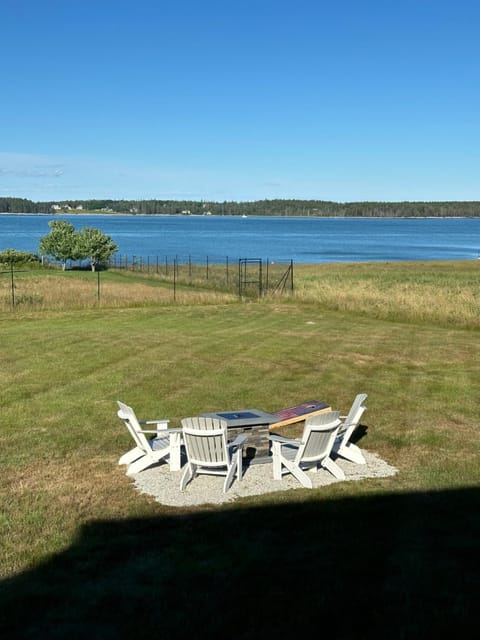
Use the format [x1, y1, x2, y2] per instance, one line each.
[199, 409, 279, 464]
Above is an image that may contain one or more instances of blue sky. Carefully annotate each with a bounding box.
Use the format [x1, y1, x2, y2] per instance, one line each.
[1, 0, 479, 202]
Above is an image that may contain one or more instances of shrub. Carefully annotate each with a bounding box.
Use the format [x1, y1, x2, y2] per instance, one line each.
[0, 248, 39, 266]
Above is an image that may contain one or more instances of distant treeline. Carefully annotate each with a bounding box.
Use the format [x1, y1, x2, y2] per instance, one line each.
[2, 197, 480, 217]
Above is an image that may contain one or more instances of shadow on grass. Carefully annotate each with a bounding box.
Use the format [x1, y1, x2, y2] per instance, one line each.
[0, 488, 477, 639]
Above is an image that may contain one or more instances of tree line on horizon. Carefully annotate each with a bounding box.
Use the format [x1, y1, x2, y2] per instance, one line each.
[1, 196, 480, 217]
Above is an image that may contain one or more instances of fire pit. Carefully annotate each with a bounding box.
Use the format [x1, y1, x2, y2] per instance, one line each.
[199, 409, 278, 463]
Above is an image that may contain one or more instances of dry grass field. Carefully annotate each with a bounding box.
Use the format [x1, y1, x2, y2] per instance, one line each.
[0, 270, 235, 310]
[294, 260, 480, 328]
[2, 260, 479, 327]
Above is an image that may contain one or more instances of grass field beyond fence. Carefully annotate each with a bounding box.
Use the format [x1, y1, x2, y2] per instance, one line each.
[0, 260, 478, 638]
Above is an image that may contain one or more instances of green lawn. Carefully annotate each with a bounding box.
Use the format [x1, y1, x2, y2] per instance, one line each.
[0, 263, 479, 638]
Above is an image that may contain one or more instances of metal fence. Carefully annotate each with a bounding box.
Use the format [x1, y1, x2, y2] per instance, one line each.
[1, 257, 294, 309]
[108, 255, 294, 298]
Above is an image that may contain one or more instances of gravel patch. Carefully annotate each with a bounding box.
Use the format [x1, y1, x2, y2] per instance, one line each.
[132, 449, 398, 507]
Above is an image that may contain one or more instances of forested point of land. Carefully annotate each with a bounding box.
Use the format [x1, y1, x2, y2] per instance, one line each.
[1, 197, 480, 217]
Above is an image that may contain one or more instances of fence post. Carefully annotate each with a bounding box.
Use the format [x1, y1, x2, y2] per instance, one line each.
[10, 263, 15, 307]
[238, 259, 241, 298]
[173, 257, 177, 302]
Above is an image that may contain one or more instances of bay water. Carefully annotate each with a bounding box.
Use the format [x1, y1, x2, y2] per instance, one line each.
[0, 213, 479, 264]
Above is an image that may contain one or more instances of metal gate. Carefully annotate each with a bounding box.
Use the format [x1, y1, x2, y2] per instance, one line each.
[238, 258, 263, 298]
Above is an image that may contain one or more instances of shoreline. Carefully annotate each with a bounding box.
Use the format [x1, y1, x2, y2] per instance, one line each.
[1, 211, 479, 220]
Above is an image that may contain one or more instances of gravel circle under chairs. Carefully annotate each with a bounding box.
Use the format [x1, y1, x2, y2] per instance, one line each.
[131, 449, 398, 507]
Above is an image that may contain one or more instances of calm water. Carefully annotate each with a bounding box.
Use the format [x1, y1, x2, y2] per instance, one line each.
[1, 213, 479, 264]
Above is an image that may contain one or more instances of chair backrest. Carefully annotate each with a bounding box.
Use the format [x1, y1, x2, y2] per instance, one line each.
[341, 393, 368, 433]
[181, 416, 229, 468]
[117, 400, 151, 453]
[298, 410, 341, 464]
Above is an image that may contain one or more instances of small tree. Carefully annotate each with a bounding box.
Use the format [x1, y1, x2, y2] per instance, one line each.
[39, 220, 79, 270]
[77, 227, 118, 271]
[0, 249, 38, 266]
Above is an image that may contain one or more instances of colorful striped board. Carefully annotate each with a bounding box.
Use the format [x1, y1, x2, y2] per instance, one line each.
[269, 400, 331, 429]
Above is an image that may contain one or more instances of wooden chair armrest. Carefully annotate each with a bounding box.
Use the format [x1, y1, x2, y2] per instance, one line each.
[269, 434, 301, 444]
[140, 427, 181, 435]
[229, 434, 247, 448]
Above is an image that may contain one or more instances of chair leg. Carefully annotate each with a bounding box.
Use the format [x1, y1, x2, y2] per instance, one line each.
[224, 460, 237, 493]
[126, 455, 154, 476]
[282, 459, 313, 488]
[272, 444, 283, 480]
[236, 448, 243, 481]
[336, 443, 366, 464]
[290, 466, 313, 488]
[168, 432, 182, 471]
[119, 447, 143, 466]
[322, 457, 346, 480]
[180, 463, 195, 491]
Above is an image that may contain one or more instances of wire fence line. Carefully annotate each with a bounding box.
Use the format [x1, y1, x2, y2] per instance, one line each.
[1, 256, 294, 309]
[108, 254, 295, 298]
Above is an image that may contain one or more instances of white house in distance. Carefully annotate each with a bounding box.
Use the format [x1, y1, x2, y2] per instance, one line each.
[50, 204, 83, 211]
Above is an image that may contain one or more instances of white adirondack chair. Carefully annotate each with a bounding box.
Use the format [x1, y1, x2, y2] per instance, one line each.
[180, 416, 247, 493]
[269, 410, 344, 488]
[333, 393, 368, 464]
[117, 400, 183, 476]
